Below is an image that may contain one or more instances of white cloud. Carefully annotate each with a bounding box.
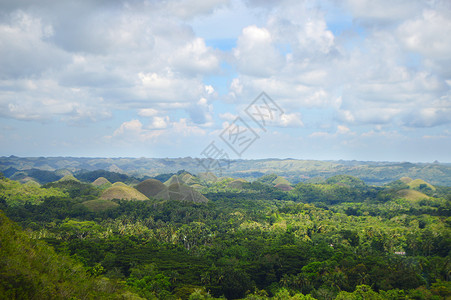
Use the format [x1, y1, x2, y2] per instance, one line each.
[149, 116, 170, 129]
[337, 125, 351, 135]
[219, 112, 238, 121]
[138, 108, 158, 117]
[165, 0, 230, 20]
[279, 113, 303, 127]
[309, 125, 353, 138]
[0, 11, 68, 79]
[1, 0, 451, 160]
[344, 0, 425, 24]
[171, 38, 220, 75]
[0, 0, 223, 125]
[110, 117, 206, 147]
[233, 25, 284, 77]
[397, 9, 451, 77]
[113, 119, 143, 137]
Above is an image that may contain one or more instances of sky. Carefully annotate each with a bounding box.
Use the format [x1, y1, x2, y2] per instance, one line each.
[0, 0, 450, 162]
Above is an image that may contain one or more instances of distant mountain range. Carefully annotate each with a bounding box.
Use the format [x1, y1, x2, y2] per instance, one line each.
[1, 156, 451, 186]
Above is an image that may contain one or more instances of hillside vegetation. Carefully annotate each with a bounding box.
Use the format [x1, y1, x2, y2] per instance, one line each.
[0, 210, 141, 299]
[0, 170, 449, 299]
[100, 186, 149, 201]
[2, 156, 451, 185]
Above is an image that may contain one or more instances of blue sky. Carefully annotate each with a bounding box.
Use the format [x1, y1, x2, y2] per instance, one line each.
[0, 0, 450, 162]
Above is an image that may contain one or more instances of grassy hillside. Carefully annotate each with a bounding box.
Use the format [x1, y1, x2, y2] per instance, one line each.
[2, 157, 451, 186]
[92, 177, 112, 189]
[396, 189, 430, 201]
[166, 183, 208, 203]
[136, 179, 167, 198]
[100, 186, 148, 201]
[58, 174, 79, 182]
[408, 179, 436, 191]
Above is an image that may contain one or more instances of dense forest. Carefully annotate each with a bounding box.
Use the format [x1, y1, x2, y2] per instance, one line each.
[0, 170, 450, 299]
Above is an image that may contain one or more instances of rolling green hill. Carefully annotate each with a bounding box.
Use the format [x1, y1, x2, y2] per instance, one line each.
[2, 156, 451, 186]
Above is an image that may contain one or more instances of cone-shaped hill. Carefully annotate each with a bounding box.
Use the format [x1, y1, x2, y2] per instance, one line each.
[325, 175, 366, 188]
[136, 179, 167, 198]
[164, 174, 184, 186]
[227, 178, 247, 190]
[274, 183, 293, 191]
[400, 177, 413, 184]
[58, 174, 80, 182]
[198, 172, 218, 183]
[100, 185, 148, 201]
[112, 182, 127, 187]
[165, 183, 208, 203]
[23, 179, 41, 187]
[181, 173, 198, 185]
[272, 176, 291, 186]
[407, 179, 436, 191]
[396, 189, 430, 201]
[92, 177, 111, 186]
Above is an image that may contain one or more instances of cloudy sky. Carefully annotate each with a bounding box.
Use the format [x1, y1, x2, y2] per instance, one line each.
[1, 0, 450, 162]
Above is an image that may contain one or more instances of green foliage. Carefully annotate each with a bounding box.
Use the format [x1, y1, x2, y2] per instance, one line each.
[257, 174, 278, 185]
[335, 285, 382, 300]
[290, 181, 374, 204]
[126, 264, 172, 299]
[0, 177, 67, 206]
[0, 210, 140, 299]
[82, 199, 119, 212]
[1, 170, 450, 300]
[75, 169, 136, 184]
[325, 175, 366, 188]
[43, 179, 100, 200]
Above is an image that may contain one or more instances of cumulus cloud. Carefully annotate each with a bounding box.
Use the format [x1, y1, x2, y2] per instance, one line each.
[233, 25, 284, 77]
[0, 0, 223, 124]
[0, 11, 68, 79]
[138, 108, 158, 117]
[171, 38, 220, 75]
[1, 0, 450, 160]
[110, 117, 206, 146]
[344, 0, 425, 24]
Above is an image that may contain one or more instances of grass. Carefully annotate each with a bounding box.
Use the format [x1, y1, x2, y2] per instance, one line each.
[164, 175, 183, 186]
[166, 183, 208, 203]
[58, 175, 80, 182]
[100, 186, 148, 201]
[396, 189, 430, 201]
[136, 179, 167, 198]
[407, 179, 436, 191]
[272, 176, 291, 186]
[274, 183, 293, 191]
[400, 177, 413, 184]
[92, 177, 111, 186]
[227, 179, 247, 190]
